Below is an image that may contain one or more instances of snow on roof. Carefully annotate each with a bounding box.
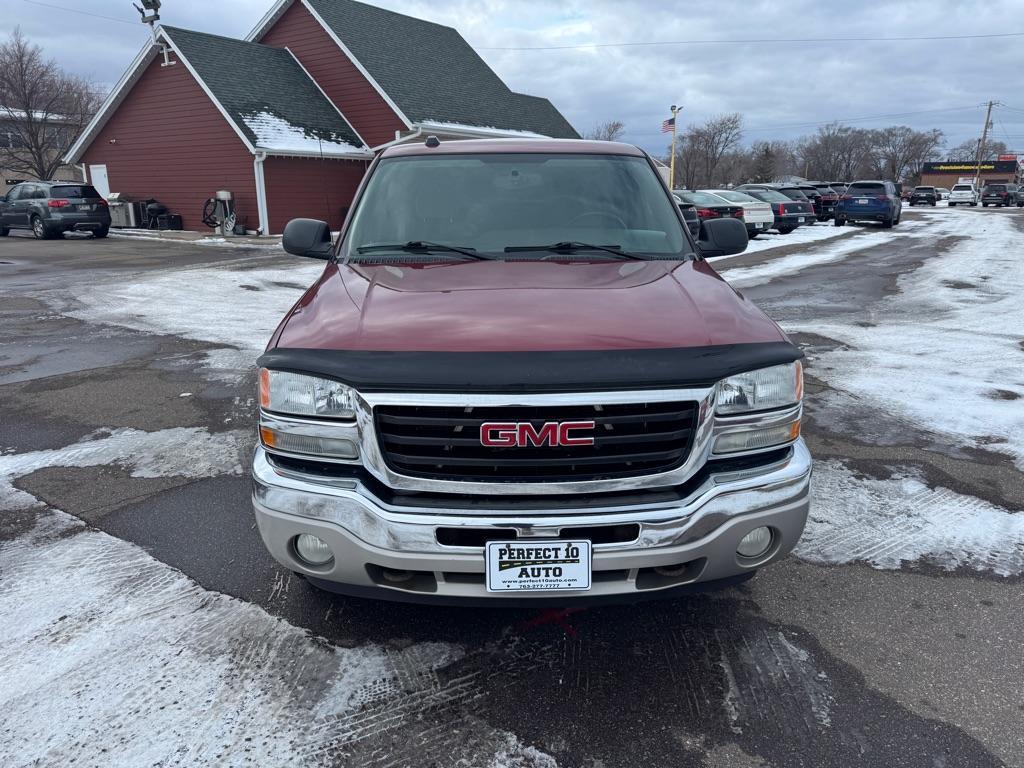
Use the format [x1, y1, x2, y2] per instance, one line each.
[241, 111, 367, 156]
[416, 120, 547, 139]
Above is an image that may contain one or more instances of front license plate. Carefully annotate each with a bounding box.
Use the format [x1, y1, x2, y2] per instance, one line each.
[485, 540, 591, 592]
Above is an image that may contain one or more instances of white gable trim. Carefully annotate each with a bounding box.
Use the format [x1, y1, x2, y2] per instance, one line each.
[245, 0, 297, 42]
[158, 28, 259, 155]
[63, 42, 158, 164]
[250, 0, 413, 131]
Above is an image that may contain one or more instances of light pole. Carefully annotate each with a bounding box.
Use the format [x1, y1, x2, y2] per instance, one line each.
[668, 105, 680, 189]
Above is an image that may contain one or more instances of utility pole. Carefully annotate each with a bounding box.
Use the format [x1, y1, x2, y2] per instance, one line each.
[973, 101, 998, 189]
[669, 105, 680, 189]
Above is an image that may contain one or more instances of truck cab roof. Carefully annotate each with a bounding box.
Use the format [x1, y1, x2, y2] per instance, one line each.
[380, 137, 647, 159]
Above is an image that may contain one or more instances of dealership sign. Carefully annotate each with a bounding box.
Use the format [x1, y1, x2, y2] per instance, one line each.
[922, 161, 1019, 173]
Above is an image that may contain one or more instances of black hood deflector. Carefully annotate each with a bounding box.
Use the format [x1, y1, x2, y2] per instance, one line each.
[257, 342, 803, 393]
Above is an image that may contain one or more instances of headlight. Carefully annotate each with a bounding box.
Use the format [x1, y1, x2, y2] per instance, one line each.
[259, 369, 357, 419]
[716, 361, 803, 414]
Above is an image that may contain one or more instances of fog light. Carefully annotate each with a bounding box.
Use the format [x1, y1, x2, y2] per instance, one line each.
[737, 527, 773, 558]
[260, 427, 358, 459]
[294, 533, 333, 565]
[713, 420, 800, 454]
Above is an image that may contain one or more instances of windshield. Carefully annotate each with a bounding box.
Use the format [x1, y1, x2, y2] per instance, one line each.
[744, 188, 790, 203]
[710, 190, 757, 203]
[778, 188, 809, 200]
[847, 183, 886, 195]
[343, 153, 689, 260]
[51, 185, 102, 198]
[677, 191, 730, 207]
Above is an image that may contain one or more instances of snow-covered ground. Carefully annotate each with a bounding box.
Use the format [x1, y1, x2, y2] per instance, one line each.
[0, 509, 554, 767]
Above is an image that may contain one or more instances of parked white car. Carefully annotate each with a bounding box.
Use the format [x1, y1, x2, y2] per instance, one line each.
[948, 184, 979, 207]
[936, 187, 951, 200]
[703, 189, 775, 237]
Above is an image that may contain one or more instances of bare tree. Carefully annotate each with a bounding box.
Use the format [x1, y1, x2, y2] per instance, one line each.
[0, 28, 101, 180]
[795, 123, 873, 181]
[585, 120, 625, 142]
[867, 126, 944, 183]
[668, 113, 743, 188]
[945, 138, 1007, 161]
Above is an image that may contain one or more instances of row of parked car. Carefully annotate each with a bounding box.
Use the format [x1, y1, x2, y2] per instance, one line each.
[673, 179, 906, 235]
[908, 182, 1023, 207]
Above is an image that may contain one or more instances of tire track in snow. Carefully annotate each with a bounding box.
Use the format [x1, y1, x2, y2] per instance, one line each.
[799, 459, 1024, 576]
[0, 512, 556, 767]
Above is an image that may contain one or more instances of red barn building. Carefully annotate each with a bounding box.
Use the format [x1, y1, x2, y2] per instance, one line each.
[65, 0, 578, 234]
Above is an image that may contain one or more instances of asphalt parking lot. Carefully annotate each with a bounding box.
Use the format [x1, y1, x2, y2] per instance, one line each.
[1, 207, 1022, 767]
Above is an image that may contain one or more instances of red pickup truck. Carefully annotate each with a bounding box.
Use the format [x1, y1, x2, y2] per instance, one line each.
[252, 138, 810, 604]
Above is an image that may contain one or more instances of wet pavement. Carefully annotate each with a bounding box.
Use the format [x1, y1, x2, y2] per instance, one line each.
[1, 211, 1022, 767]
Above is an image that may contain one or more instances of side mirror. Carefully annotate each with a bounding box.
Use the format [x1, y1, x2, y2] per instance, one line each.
[282, 218, 333, 259]
[0, 194, 7, 203]
[698, 217, 748, 258]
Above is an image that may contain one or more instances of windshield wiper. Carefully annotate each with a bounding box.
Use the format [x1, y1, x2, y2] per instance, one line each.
[356, 241, 488, 260]
[504, 241, 643, 260]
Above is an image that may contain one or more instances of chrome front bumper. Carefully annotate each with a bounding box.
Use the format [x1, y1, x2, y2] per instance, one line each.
[251, 438, 811, 603]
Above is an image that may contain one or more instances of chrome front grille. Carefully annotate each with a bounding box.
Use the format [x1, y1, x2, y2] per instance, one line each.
[374, 401, 700, 483]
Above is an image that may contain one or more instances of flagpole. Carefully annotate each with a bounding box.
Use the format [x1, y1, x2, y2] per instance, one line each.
[668, 105, 679, 189]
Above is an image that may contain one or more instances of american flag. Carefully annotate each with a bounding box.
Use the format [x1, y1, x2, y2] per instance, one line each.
[660, 116, 675, 133]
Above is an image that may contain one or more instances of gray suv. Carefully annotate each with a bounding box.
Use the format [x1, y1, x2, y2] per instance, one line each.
[0, 181, 111, 239]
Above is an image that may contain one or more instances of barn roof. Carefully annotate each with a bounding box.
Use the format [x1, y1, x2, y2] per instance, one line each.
[161, 27, 368, 157]
[251, 0, 579, 140]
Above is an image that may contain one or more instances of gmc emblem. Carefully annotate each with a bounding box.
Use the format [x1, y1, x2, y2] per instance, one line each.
[480, 421, 596, 447]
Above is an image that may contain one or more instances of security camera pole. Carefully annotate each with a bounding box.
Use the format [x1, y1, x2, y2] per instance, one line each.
[134, 0, 162, 40]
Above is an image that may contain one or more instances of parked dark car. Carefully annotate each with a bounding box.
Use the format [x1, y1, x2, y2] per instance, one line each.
[738, 185, 815, 233]
[0, 181, 110, 239]
[740, 187, 810, 234]
[808, 183, 841, 220]
[835, 180, 902, 227]
[909, 186, 938, 206]
[673, 190, 745, 228]
[981, 183, 1019, 207]
[672, 193, 701, 237]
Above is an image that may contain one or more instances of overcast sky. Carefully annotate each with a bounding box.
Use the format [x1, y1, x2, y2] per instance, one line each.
[3, 0, 1023, 154]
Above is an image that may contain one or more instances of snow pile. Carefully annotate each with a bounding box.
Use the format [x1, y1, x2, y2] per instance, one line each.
[0, 427, 246, 509]
[799, 460, 1024, 575]
[808, 212, 1024, 466]
[242, 111, 366, 155]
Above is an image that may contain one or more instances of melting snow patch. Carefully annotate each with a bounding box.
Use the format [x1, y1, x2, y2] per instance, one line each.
[65, 261, 323, 379]
[0, 511, 473, 766]
[0, 427, 246, 509]
[800, 460, 1024, 576]
[242, 111, 366, 155]
[805, 212, 1024, 467]
[720, 217, 933, 287]
[488, 733, 559, 768]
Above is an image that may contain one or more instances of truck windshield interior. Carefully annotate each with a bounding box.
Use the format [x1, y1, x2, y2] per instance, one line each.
[343, 153, 690, 260]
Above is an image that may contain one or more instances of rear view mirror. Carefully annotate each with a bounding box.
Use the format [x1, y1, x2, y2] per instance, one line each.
[698, 217, 748, 258]
[282, 218, 333, 259]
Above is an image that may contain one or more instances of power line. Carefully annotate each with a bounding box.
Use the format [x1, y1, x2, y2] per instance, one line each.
[21, 0, 139, 26]
[478, 30, 1024, 51]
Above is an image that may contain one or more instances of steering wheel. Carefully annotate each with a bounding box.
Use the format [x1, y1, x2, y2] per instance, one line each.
[569, 211, 626, 228]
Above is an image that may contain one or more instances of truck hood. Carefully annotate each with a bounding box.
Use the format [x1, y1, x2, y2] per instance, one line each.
[271, 259, 788, 352]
